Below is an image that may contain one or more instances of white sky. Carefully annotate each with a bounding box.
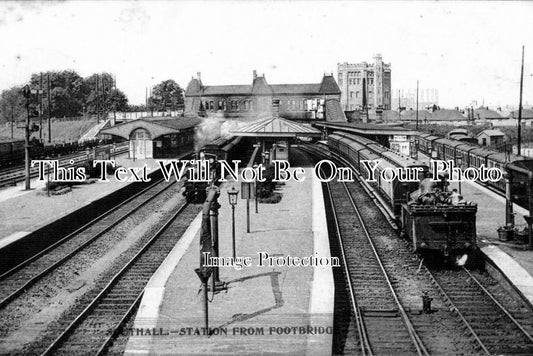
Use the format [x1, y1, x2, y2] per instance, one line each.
[1, 1, 533, 108]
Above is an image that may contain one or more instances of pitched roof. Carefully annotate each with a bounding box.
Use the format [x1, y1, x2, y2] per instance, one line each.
[186, 78, 202, 95]
[252, 76, 272, 94]
[325, 99, 347, 122]
[510, 108, 533, 118]
[270, 83, 321, 94]
[319, 75, 341, 94]
[477, 129, 505, 137]
[429, 109, 466, 121]
[473, 108, 502, 120]
[99, 117, 200, 140]
[185, 74, 341, 96]
[230, 116, 321, 137]
[202, 85, 251, 95]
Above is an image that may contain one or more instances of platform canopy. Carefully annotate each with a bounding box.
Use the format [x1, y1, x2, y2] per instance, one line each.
[230, 116, 321, 138]
[99, 117, 200, 140]
[314, 121, 418, 136]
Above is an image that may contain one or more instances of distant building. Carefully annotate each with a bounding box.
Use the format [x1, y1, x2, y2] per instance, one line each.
[184, 71, 344, 122]
[337, 54, 391, 111]
[391, 87, 439, 110]
[477, 129, 506, 147]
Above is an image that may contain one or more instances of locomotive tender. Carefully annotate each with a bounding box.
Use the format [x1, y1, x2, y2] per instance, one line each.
[327, 131, 477, 257]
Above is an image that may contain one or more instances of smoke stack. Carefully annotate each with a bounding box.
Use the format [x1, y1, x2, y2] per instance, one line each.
[272, 99, 280, 118]
[197, 72, 201, 81]
[253, 70, 257, 80]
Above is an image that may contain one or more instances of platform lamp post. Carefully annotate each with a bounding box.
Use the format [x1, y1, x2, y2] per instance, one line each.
[253, 164, 258, 213]
[228, 187, 239, 259]
[194, 267, 213, 333]
[456, 154, 463, 195]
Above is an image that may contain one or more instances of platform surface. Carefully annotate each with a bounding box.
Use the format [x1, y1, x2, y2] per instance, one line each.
[125, 153, 334, 355]
[0, 157, 161, 247]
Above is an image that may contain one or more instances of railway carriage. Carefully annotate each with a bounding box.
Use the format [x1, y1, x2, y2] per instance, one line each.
[417, 131, 533, 212]
[328, 132, 429, 217]
[327, 131, 477, 259]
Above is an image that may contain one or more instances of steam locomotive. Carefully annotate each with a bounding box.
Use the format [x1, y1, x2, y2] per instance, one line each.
[327, 131, 477, 258]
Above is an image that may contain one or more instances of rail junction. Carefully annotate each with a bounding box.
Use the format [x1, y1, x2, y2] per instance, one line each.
[0, 129, 533, 355]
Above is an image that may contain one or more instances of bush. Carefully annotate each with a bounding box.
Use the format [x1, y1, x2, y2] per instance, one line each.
[256, 164, 277, 198]
[258, 192, 282, 204]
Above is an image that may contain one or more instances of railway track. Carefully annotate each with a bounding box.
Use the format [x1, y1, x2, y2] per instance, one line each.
[37, 202, 200, 355]
[304, 143, 533, 355]
[0, 143, 128, 188]
[0, 179, 177, 310]
[325, 178, 428, 355]
[426, 266, 533, 355]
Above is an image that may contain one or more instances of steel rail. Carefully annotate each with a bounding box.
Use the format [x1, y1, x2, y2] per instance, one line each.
[0, 153, 194, 282]
[0, 144, 129, 186]
[463, 267, 533, 344]
[41, 202, 190, 356]
[0, 178, 163, 282]
[95, 291, 145, 356]
[0, 180, 176, 310]
[323, 181, 372, 356]
[422, 267, 491, 355]
[339, 181, 429, 356]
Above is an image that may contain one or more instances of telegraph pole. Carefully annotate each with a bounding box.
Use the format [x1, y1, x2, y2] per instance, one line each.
[39, 72, 43, 142]
[22, 86, 31, 190]
[47, 72, 51, 143]
[96, 74, 100, 123]
[518, 45, 525, 156]
[398, 90, 401, 121]
[416, 81, 419, 130]
[11, 106, 14, 139]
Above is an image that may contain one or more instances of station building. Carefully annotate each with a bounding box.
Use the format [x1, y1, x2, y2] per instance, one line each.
[337, 54, 392, 111]
[99, 117, 200, 159]
[184, 71, 346, 122]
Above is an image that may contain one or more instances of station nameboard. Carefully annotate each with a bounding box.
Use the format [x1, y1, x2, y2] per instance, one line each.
[241, 182, 255, 199]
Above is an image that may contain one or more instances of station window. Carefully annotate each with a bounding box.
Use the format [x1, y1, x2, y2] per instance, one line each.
[350, 91, 354, 98]
[130, 128, 151, 140]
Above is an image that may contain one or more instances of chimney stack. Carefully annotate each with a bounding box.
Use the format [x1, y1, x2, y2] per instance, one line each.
[197, 72, 201, 81]
[253, 70, 257, 80]
[272, 99, 280, 118]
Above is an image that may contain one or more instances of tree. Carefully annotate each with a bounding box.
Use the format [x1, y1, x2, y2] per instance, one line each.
[150, 79, 184, 111]
[0, 87, 25, 125]
[105, 88, 128, 112]
[30, 71, 85, 117]
[84, 73, 116, 115]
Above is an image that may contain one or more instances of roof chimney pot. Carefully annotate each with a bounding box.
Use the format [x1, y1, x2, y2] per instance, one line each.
[253, 70, 257, 80]
[197, 72, 201, 81]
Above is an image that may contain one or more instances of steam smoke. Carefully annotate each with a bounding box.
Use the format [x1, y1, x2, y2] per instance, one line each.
[194, 117, 256, 151]
[194, 117, 223, 152]
[456, 254, 468, 266]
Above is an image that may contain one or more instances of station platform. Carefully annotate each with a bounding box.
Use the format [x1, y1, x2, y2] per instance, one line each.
[124, 162, 334, 355]
[417, 153, 533, 306]
[0, 156, 162, 249]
